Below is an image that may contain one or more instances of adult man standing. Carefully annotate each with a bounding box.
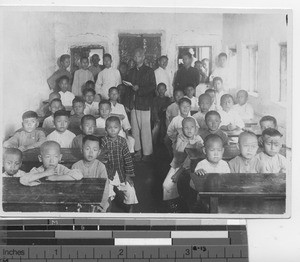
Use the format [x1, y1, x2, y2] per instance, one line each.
[127, 48, 156, 162]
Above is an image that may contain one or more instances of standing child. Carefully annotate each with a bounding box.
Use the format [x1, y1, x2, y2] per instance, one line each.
[101, 116, 138, 212]
[154, 56, 173, 98]
[72, 57, 94, 96]
[69, 97, 85, 130]
[205, 89, 217, 111]
[193, 93, 212, 130]
[166, 89, 184, 128]
[58, 76, 75, 108]
[184, 86, 198, 112]
[72, 135, 110, 212]
[233, 90, 254, 122]
[88, 54, 103, 82]
[212, 77, 225, 110]
[229, 131, 260, 173]
[83, 88, 99, 116]
[42, 99, 63, 129]
[96, 53, 122, 100]
[3, 111, 46, 151]
[256, 128, 286, 173]
[47, 110, 76, 148]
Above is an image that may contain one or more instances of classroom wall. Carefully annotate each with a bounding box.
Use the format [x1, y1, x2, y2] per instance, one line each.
[2, 12, 56, 139]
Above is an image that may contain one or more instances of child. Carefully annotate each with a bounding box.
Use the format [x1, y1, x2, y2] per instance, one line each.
[101, 116, 138, 212]
[83, 88, 99, 116]
[72, 135, 110, 212]
[72, 57, 94, 96]
[96, 53, 122, 100]
[193, 93, 212, 130]
[154, 56, 172, 98]
[199, 111, 229, 145]
[69, 96, 85, 130]
[229, 131, 260, 173]
[96, 100, 135, 153]
[256, 128, 286, 173]
[3, 148, 26, 177]
[58, 76, 75, 108]
[47, 110, 76, 148]
[21, 141, 83, 186]
[219, 94, 245, 131]
[42, 98, 63, 129]
[233, 90, 254, 122]
[259, 115, 278, 131]
[166, 89, 184, 128]
[184, 86, 198, 111]
[3, 111, 46, 151]
[88, 54, 103, 81]
[72, 115, 96, 149]
[163, 117, 203, 210]
[36, 91, 61, 118]
[205, 89, 217, 111]
[151, 83, 172, 145]
[212, 77, 225, 110]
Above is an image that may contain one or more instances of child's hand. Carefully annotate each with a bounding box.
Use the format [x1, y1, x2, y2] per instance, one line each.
[125, 176, 134, 186]
[45, 167, 57, 177]
[46, 175, 58, 181]
[195, 168, 206, 176]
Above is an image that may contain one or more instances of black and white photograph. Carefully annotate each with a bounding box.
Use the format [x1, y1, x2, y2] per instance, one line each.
[0, 7, 292, 217]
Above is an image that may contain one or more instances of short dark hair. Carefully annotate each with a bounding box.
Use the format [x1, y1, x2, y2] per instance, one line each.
[103, 53, 112, 60]
[198, 93, 212, 103]
[157, 82, 167, 89]
[54, 110, 70, 119]
[182, 52, 192, 59]
[174, 89, 184, 96]
[205, 88, 216, 95]
[82, 135, 100, 147]
[49, 98, 62, 107]
[3, 148, 23, 161]
[22, 110, 38, 120]
[212, 77, 223, 85]
[91, 54, 99, 59]
[178, 97, 191, 106]
[119, 61, 128, 67]
[58, 75, 70, 84]
[99, 100, 111, 108]
[59, 54, 70, 63]
[205, 110, 221, 122]
[220, 94, 234, 105]
[83, 87, 96, 96]
[40, 141, 61, 153]
[204, 134, 224, 148]
[81, 114, 96, 126]
[80, 57, 89, 63]
[72, 96, 85, 106]
[194, 60, 202, 65]
[85, 80, 95, 88]
[109, 86, 119, 93]
[105, 116, 121, 127]
[159, 55, 168, 62]
[237, 89, 249, 98]
[262, 128, 282, 138]
[218, 52, 228, 59]
[259, 115, 278, 127]
[182, 116, 196, 127]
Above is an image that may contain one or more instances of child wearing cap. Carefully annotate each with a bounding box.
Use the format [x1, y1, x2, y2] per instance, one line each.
[3, 111, 46, 151]
[36, 91, 61, 118]
[46, 110, 76, 148]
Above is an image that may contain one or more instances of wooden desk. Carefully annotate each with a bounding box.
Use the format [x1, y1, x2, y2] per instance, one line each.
[190, 173, 286, 214]
[2, 177, 106, 212]
[43, 128, 106, 136]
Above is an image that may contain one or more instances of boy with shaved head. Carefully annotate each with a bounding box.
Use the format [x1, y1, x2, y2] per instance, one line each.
[233, 90, 254, 122]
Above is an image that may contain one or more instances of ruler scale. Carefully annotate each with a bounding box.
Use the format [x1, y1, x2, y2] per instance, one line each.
[0, 219, 248, 262]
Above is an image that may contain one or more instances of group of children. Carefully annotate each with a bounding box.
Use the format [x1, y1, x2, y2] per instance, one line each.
[2, 52, 287, 213]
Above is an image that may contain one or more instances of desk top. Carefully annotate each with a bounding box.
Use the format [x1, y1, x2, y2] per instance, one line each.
[42, 127, 106, 136]
[190, 173, 286, 196]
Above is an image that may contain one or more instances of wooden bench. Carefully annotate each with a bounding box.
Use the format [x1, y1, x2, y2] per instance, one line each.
[2, 177, 106, 212]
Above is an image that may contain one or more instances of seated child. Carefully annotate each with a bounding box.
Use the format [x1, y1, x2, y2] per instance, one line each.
[72, 115, 96, 149]
[205, 88, 217, 111]
[212, 77, 225, 110]
[193, 93, 212, 130]
[84, 80, 101, 102]
[83, 88, 99, 116]
[184, 85, 198, 112]
[256, 128, 286, 173]
[258, 115, 278, 147]
[151, 83, 172, 145]
[69, 96, 85, 130]
[72, 135, 110, 212]
[96, 100, 135, 153]
[47, 110, 76, 148]
[36, 91, 61, 118]
[58, 75, 75, 108]
[2, 148, 26, 177]
[229, 131, 260, 173]
[233, 90, 254, 122]
[163, 117, 203, 203]
[191, 134, 230, 188]
[219, 94, 245, 131]
[42, 98, 63, 129]
[101, 116, 138, 212]
[3, 111, 46, 151]
[21, 141, 83, 186]
[199, 111, 229, 145]
[166, 89, 184, 127]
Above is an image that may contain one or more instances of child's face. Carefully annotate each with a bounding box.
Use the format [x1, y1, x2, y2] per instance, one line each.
[221, 97, 234, 112]
[239, 135, 258, 160]
[157, 85, 167, 97]
[82, 140, 100, 162]
[205, 140, 224, 164]
[263, 135, 282, 157]
[73, 102, 85, 115]
[22, 117, 38, 133]
[81, 59, 89, 70]
[59, 79, 69, 93]
[50, 101, 63, 114]
[182, 121, 197, 138]
[84, 92, 95, 105]
[109, 89, 119, 102]
[237, 91, 248, 106]
[61, 58, 70, 69]
[194, 62, 202, 71]
[159, 57, 168, 69]
[103, 57, 112, 68]
[54, 115, 69, 133]
[3, 154, 22, 175]
[91, 55, 100, 66]
[106, 121, 121, 138]
[206, 115, 221, 132]
[260, 120, 276, 131]
[99, 104, 111, 119]
[174, 91, 184, 103]
[213, 80, 223, 92]
[185, 86, 195, 98]
[179, 102, 191, 117]
[206, 91, 215, 102]
[199, 97, 212, 113]
[39, 145, 62, 169]
[182, 55, 192, 67]
[81, 119, 96, 135]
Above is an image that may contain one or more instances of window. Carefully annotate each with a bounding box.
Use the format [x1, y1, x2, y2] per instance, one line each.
[279, 43, 287, 102]
[246, 45, 258, 93]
